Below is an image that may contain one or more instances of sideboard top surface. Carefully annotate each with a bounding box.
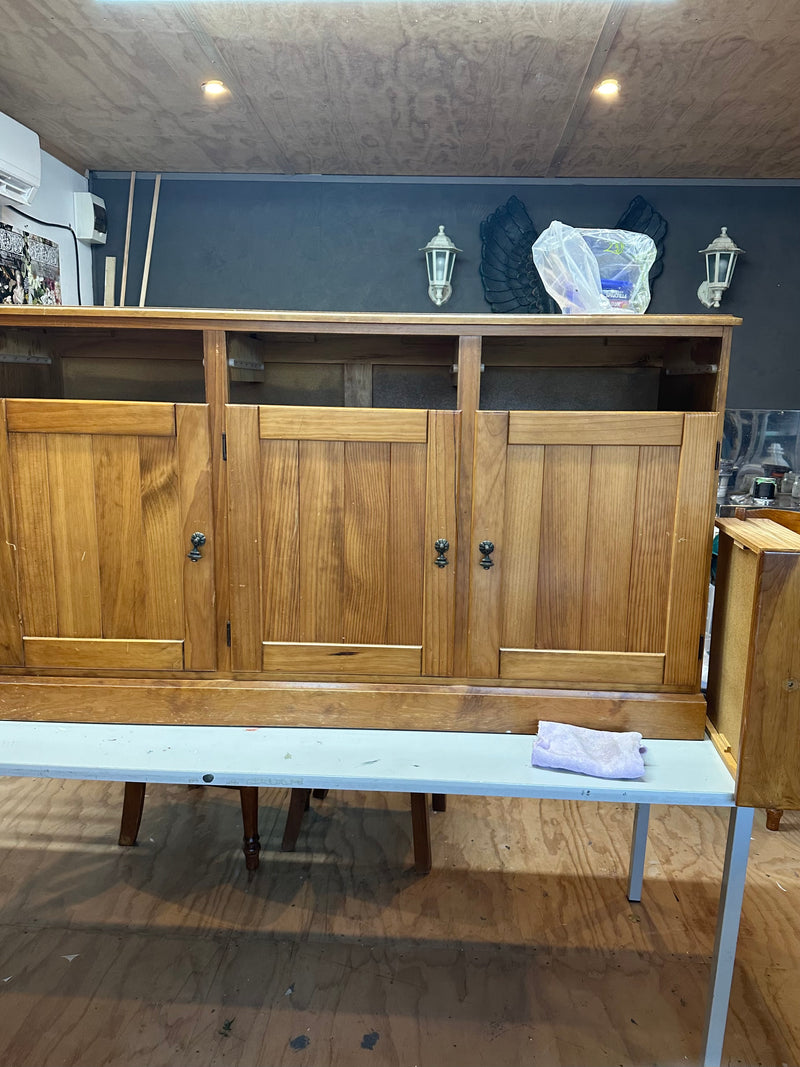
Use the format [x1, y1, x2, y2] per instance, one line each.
[0, 307, 742, 335]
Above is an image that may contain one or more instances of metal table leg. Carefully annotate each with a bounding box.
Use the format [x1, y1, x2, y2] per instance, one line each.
[702, 804, 755, 1067]
[627, 803, 650, 902]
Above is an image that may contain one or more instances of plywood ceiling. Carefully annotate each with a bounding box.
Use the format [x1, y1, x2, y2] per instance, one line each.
[0, 0, 798, 178]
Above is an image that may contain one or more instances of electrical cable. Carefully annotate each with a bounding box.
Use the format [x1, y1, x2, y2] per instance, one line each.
[3, 203, 83, 305]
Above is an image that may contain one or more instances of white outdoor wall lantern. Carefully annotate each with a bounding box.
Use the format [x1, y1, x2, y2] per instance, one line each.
[698, 227, 744, 308]
[420, 225, 461, 306]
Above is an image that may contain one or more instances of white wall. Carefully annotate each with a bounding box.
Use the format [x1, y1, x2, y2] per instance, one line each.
[1, 150, 94, 306]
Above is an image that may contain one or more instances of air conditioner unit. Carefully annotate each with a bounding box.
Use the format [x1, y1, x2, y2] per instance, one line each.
[0, 112, 41, 205]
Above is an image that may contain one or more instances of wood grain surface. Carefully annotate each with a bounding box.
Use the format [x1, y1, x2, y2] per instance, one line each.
[138, 436, 183, 641]
[22, 637, 184, 671]
[500, 649, 664, 686]
[203, 330, 231, 671]
[226, 406, 263, 671]
[262, 642, 422, 676]
[708, 523, 800, 810]
[8, 433, 58, 637]
[0, 775, 796, 1067]
[422, 412, 459, 677]
[0, 401, 22, 665]
[6, 399, 175, 436]
[260, 406, 428, 442]
[662, 414, 718, 687]
[0, 677, 707, 737]
[176, 405, 215, 670]
[735, 550, 800, 808]
[452, 338, 482, 677]
[706, 537, 759, 763]
[4, 0, 799, 178]
[467, 412, 508, 678]
[627, 446, 680, 653]
[0, 307, 741, 332]
[508, 411, 685, 446]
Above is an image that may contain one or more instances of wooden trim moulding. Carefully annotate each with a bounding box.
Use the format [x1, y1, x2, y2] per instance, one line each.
[22, 638, 184, 671]
[262, 642, 422, 675]
[0, 307, 742, 336]
[6, 400, 176, 437]
[0, 677, 707, 738]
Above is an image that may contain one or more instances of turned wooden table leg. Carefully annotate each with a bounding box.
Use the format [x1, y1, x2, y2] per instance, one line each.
[239, 786, 260, 871]
[118, 782, 147, 846]
[410, 792, 432, 874]
[766, 808, 784, 831]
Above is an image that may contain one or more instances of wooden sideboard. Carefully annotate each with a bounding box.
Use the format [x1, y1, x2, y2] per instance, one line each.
[0, 308, 738, 737]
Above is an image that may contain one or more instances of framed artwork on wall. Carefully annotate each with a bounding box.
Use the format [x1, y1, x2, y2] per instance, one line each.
[0, 221, 61, 306]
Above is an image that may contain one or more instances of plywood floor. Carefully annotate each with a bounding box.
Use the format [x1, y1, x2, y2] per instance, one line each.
[0, 776, 797, 1067]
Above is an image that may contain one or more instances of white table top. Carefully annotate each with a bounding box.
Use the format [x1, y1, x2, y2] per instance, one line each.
[0, 722, 735, 806]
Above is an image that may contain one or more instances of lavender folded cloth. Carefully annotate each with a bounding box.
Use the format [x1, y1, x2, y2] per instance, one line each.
[531, 721, 646, 780]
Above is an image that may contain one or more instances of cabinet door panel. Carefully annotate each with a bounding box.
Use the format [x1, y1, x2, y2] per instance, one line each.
[4, 400, 215, 671]
[471, 410, 716, 689]
[228, 404, 457, 677]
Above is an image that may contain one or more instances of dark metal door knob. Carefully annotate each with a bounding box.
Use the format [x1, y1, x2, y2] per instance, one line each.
[187, 531, 207, 562]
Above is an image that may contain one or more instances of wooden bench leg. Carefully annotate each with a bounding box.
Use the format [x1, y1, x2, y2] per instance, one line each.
[410, 792, 432, 874]
[118, 782, 146, 846]
[281, 788, 311, 852]
[766, 807, 784, 831]
[432, 793, 447, 812]
[239, 786, 260, 871]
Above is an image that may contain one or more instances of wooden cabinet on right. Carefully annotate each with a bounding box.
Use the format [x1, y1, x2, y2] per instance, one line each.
[707, 511, 800, 815]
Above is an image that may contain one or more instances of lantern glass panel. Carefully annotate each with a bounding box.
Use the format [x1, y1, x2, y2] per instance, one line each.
[432, 249, 448, 283]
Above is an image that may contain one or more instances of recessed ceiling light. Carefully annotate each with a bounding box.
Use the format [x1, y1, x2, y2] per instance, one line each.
[594, 79, 620, 98]
[202, 80, 228, 97]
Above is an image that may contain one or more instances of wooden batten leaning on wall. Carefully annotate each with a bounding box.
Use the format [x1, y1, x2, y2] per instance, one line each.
[0, 307, 738, 739]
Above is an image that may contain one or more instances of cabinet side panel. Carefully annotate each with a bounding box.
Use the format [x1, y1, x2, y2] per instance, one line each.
[501, 443, 544, 649]
[535, 445, 592, 648]
[0, 401, 22, 663]
[706, 537, 759, 761]
[736, 551, 800, 809]
[343, 441, 390, 644]
[93, 434, 146, 639]
[260, 439, 300, 643]
[627, 446, 680, 652]
[8, 434, 57, 636]
[580, 446, 638, 651]
[387, 442, 426, 646]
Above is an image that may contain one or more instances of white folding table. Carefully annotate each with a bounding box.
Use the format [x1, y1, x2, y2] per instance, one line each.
[0, 721, 750, 1067]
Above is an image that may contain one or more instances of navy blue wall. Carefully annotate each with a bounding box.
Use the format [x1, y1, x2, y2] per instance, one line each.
[89, 174, 800, 408]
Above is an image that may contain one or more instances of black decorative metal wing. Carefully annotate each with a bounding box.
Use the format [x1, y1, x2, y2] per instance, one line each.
[614, 195, 668, 282]
[479, 196, 558, 314]
[479, 194, 668, 313]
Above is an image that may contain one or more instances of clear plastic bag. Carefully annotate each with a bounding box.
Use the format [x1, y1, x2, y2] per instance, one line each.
[531, 220, 657, 314]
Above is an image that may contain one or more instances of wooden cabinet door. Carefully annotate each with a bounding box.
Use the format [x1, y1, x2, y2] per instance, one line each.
[227, 405, 458, 677]
[3, 400, 215, 671]
[468, 410, 718, 689]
